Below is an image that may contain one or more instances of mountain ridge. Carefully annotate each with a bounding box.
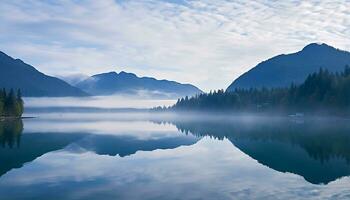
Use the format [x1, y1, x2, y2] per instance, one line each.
[76, 71, 203, 98]
[227, 43, 350, 91]
[0, 51, 88, 97]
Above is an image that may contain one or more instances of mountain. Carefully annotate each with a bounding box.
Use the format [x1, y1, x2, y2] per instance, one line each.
[74, 134, 199, 157]
[168, 118, 350, 184]
[227, 43, 350, 91]
[0, 119, 198, 178]
[0, 51, 88, 97]
[75, 71, 202, 98]
[58, 73, 90, 86]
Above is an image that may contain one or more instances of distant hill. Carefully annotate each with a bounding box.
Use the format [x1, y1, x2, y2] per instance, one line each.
[75, 71, 202, 98]
[0, 51, 88, 97]
[227, 43, 350, 91]
[58, 73, 90, 86]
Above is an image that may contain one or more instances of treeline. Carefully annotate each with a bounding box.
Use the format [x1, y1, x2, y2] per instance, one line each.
[0, 89, 24, 117]
[165, 66, 350, 114]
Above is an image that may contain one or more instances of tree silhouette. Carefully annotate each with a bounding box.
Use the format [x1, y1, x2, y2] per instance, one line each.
[165, 66, 350, 115]
[0, 89, 24, 117]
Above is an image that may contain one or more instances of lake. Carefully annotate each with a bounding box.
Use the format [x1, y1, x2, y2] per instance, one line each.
[1, 97, 350, 199]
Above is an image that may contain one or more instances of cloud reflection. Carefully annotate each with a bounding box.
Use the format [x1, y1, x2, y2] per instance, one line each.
[1, 138, 350, 199]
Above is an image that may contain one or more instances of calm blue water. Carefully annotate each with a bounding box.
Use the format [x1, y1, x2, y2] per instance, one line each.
[1, 105, 350, 199]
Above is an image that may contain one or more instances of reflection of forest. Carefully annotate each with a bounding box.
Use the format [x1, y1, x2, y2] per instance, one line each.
[0, 120, 23, 148]
[0, 120, 199, 179]
[162, 117, 350, 184]
[0, 120, 85, 178]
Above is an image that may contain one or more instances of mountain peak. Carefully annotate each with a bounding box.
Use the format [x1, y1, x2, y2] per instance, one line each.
[93, 71, 138, 78]
[92, 71, 117, 78]
[118, 71, 137, 78]
[227, 43, 350, 91]
[119, 71, 133, 75]
[105, 71, 118, 75]
[75, 70, 202, 97]
[301, 43, 335, 52]
[0, 51, 88, 97]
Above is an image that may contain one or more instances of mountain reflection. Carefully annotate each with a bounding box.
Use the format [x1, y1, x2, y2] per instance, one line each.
[0, 119, 199, 178]
[0, 119, 85, 178]
[160, 117, 350, 184]
[74, 134, 199, 157]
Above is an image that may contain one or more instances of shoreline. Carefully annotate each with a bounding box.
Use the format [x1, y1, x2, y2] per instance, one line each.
[0, 116, 35, 121]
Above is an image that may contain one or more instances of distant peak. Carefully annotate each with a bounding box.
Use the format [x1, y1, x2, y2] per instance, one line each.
[92, 71, 117, 78]
[119, 71, 129, 74]
[0, 51, 28, 65]
[118, 71, 132, 74]
[118, 71, 137, 77]
[302, 43, 334, 51]
[106, 71, 117, 74]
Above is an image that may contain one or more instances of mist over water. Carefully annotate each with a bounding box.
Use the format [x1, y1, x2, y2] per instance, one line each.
[24, 95, 176, 109]
[1, 97, 350, 199]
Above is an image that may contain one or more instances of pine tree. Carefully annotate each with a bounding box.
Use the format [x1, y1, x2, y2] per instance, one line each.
[0, 89, 24, 117]
[15, 89, 24, 117]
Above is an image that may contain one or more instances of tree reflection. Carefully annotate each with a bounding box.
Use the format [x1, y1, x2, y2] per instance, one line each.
[0, 119, 23, 148]
[0, 126, 84, 178]
[158, 117, 350, 184]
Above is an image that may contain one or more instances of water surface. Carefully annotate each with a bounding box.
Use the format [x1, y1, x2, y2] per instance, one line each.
[1, 99, 350, 199]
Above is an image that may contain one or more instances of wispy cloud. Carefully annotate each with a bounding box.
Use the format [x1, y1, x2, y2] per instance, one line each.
[0, 0, 349, 91]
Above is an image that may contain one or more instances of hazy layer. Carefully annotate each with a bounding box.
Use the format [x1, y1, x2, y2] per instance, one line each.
[24, 96, 176, 109]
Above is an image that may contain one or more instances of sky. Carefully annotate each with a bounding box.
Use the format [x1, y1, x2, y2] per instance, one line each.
[1, 0, 350, 91]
